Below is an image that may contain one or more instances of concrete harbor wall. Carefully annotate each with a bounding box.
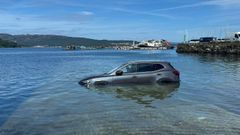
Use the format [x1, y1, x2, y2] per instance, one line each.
[176, 42, 240, 55]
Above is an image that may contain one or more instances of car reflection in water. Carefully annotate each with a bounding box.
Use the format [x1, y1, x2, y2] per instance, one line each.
[83, 83, 180, 107]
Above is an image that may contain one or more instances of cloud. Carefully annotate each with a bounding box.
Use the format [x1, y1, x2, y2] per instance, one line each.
[79, 11, 94, 16]
[153, 3, 205, 11]
[152, 0, 240, 12]
[0, 0, 174, 19]
[110, 7, 176, 19]
[0, 0, 239, 41]
[206, 0, 240, 7]
[0, 0, 90, 10]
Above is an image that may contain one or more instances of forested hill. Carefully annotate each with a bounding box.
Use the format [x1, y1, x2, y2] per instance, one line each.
[0, 38, 20, 48]
[0, 34, 133, 47]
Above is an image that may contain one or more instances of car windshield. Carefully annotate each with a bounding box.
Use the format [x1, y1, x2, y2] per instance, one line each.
[107, 64, 126, 74]
[121, 64, 138, 73]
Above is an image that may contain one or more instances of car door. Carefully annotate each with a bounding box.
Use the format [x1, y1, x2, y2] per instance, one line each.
[111, 64, 138, 84]
[133, 63, 156, 84]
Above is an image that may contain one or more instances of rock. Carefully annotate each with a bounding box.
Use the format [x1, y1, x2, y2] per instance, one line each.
[176, 41, 240, 55]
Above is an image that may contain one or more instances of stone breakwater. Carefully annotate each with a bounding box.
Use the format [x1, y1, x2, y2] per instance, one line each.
[176, 42, 240, 55]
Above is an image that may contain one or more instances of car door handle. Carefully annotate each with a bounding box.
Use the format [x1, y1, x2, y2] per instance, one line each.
[132, 76, 137, 78]
[157, 74, 161, 76]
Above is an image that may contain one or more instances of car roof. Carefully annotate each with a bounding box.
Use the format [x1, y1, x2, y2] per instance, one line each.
[126, 60, 170, 65]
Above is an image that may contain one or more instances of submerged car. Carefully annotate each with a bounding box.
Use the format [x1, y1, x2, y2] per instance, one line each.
[79, 61, 180, 86]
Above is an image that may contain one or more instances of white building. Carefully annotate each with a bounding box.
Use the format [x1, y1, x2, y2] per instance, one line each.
[137, 40, 164, 47]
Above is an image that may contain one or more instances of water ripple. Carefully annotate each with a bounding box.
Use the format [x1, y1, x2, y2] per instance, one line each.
[0, 48, 240, 134]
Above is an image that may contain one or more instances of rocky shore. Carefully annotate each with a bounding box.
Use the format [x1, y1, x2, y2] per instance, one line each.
[176, 41, 240, 55]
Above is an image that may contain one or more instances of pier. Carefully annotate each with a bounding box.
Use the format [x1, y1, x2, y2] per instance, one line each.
[177, 41, 240, 55]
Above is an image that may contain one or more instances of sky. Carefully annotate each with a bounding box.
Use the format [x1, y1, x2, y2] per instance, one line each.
[0, 0, 240, 42]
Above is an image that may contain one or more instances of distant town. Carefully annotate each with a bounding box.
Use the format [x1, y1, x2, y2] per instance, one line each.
[0, 32, 240, 55]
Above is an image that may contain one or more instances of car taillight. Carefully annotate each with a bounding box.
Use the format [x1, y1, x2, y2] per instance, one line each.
[173, 70, 180, 77]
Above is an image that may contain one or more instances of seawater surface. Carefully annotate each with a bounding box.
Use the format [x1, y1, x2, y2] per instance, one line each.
[0, 48, 240, 135]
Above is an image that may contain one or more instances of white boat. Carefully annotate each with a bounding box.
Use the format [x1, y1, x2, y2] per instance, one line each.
[134, 39, 172, 49]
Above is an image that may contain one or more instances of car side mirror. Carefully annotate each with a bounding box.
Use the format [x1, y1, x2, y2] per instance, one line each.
[116, 70, 123, 76]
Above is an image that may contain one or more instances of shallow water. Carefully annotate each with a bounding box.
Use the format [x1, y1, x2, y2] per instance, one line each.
[0, 48, 240, 135]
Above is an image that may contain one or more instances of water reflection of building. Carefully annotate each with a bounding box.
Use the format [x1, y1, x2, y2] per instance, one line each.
[65, 45, 76, 51]
[85, 83, 180, 107]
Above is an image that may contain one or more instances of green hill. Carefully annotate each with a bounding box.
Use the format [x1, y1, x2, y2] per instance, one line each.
[0, 38, 20, 48]
[0, 34, 133, 48]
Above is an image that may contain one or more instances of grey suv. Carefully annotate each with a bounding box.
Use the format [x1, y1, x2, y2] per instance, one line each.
[79, 61, 180, 86]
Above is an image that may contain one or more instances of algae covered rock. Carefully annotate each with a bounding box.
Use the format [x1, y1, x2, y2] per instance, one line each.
[177, 42, 240, 55]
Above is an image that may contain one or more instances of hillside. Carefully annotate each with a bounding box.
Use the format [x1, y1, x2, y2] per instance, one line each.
[0, 34, 133, 48]
[0, 38, 20, 48]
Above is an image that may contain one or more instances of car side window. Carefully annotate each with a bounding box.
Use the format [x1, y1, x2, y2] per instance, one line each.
[153, 64, 164, 70]
[137, 63, 164, 72]
[121, 64, 138, 73]
[138, 64, 154, 72]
